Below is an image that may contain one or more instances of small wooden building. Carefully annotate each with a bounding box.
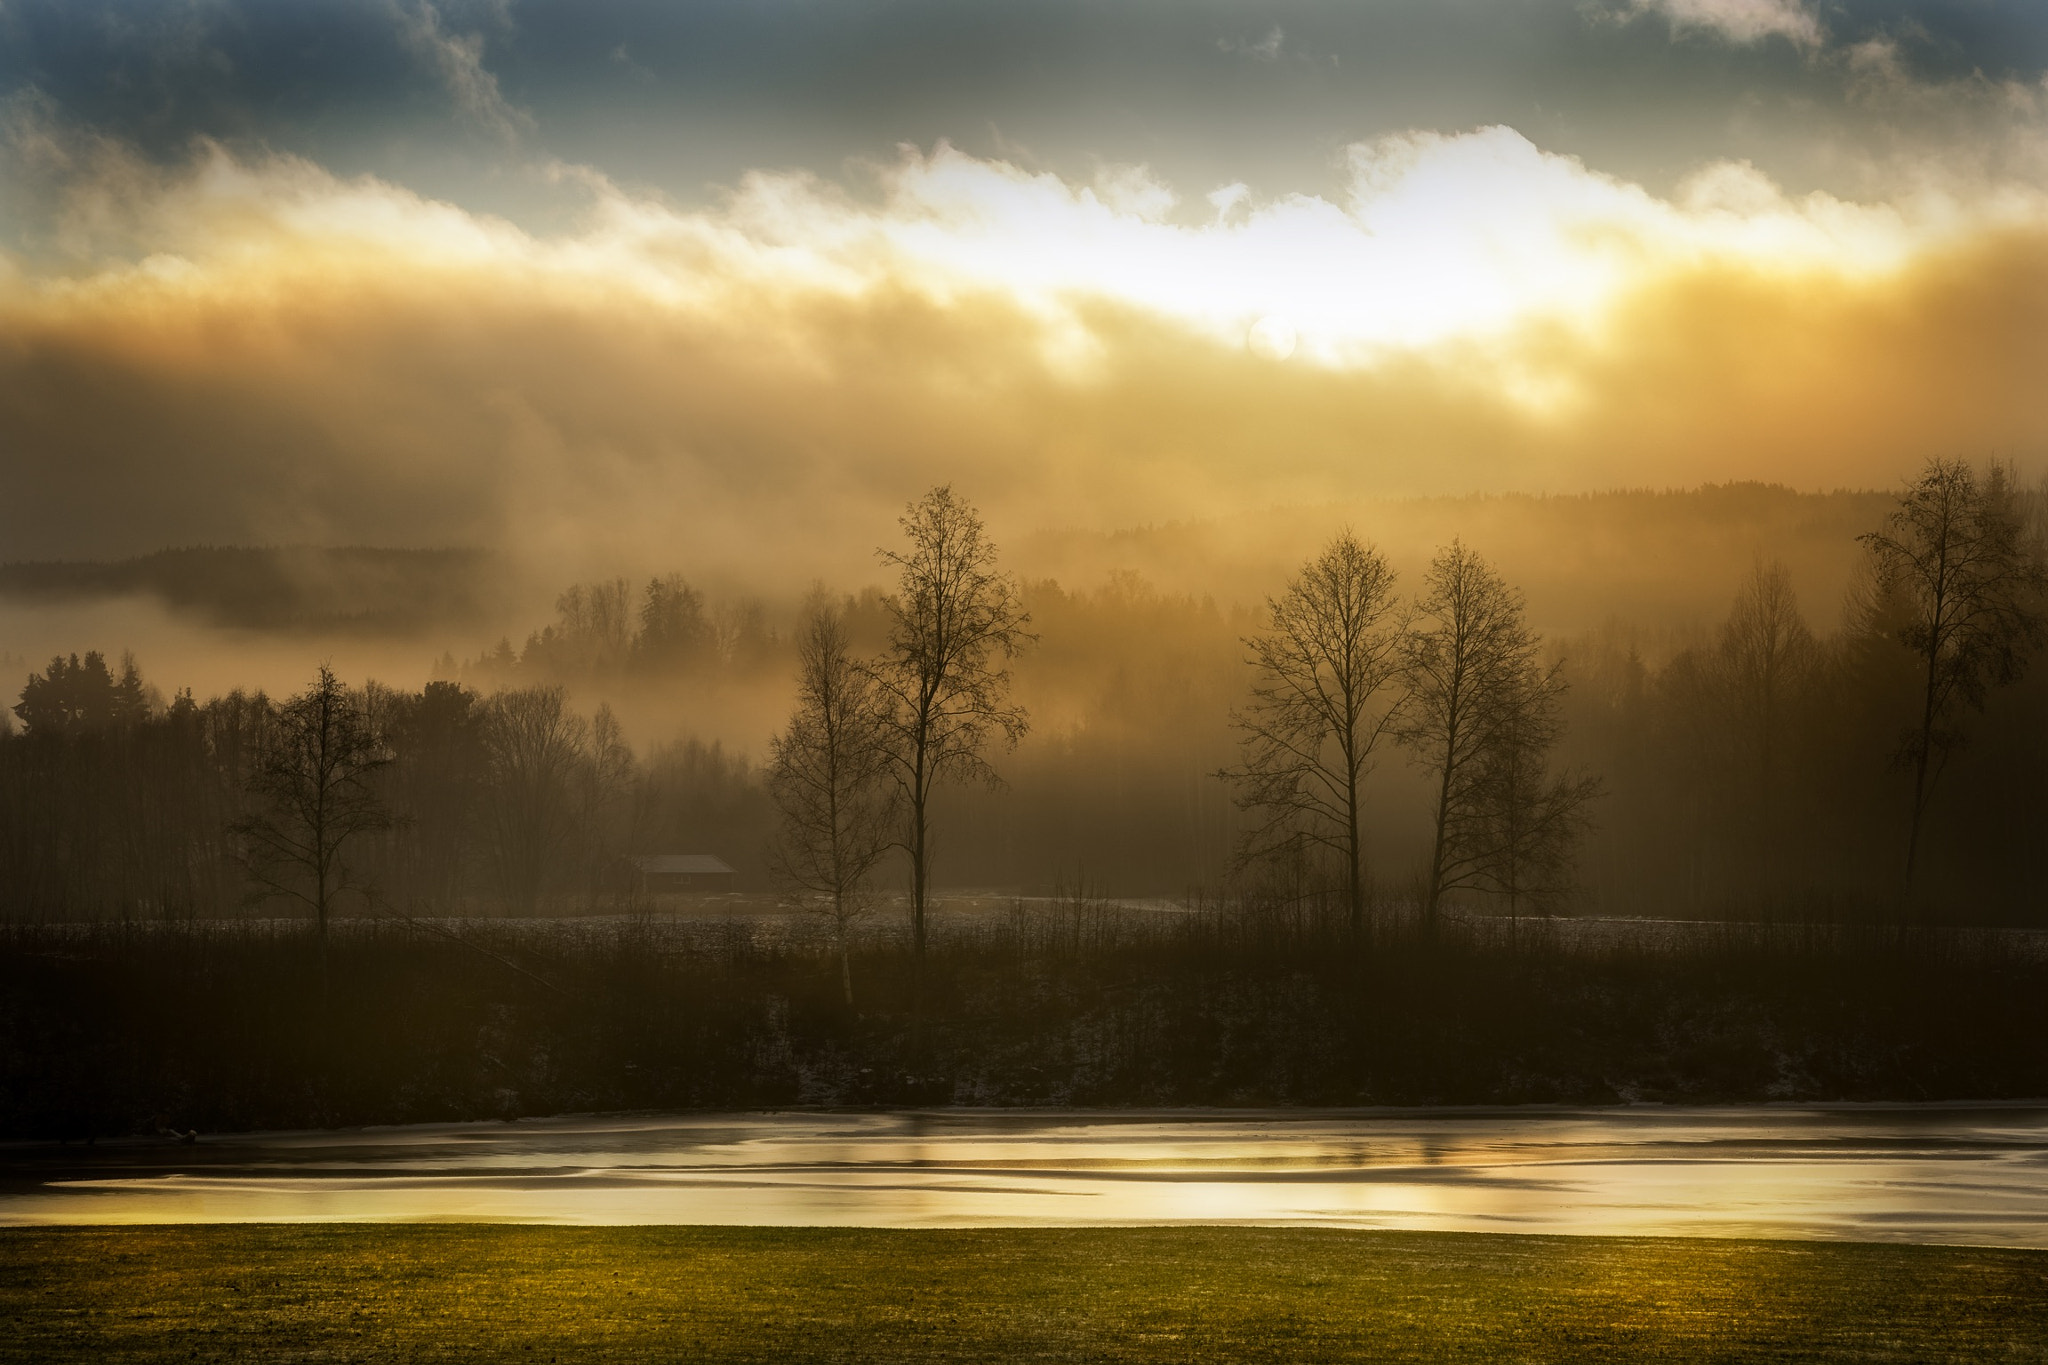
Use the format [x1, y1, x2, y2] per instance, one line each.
[630, 854, 737, 894]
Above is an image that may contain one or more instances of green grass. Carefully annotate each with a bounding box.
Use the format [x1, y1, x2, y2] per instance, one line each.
[4, 1225, 2046, 1363]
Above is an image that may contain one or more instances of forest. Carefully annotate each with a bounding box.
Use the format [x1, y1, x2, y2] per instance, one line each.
[2, 462, 2043, 929]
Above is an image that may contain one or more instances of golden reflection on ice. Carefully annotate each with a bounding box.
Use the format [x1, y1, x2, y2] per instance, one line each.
[4, 1106, 2047, 1246]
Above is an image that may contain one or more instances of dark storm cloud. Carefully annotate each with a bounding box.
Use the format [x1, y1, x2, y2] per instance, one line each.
[0, 1, 424, 156]
[5, 0, 2045, 226]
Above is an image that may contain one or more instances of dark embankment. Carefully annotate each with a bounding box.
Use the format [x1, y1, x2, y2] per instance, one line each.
[5, 900, 2045, 1139]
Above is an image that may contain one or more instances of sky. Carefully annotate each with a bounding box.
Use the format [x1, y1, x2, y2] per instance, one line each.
[1, 0, 2046, 578]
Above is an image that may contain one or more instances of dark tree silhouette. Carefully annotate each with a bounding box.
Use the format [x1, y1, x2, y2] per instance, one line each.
[1717, 560, 1816, 878]
[479, 686, 590, 913]
[579, 702, 636, 883]
[1860, 459, 2048, 888]
[870, 487, 1033, 955]
[235, 665, 391, 940]
[13, 651, 149, 736]
[633, 573, 714, 673]
[1402, 540, 1545, 922]
[768, 594, 898, 1003]
[1476, 656, 1599, 922]
[382, 681, 487, 910]
[1220, 531, 1406, 931]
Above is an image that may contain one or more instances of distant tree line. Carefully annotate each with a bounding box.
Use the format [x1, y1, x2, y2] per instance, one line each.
[452, 573, 780, 687]
[0, 667, 764, 922]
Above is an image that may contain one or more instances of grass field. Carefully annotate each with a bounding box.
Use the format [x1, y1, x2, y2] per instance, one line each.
[4, 1224, 2047, 1363]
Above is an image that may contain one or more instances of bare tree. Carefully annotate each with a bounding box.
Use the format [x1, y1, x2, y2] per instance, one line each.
[768, 594, 898, 1003]
[1476, 657, 1600, 923]
[1717, 559, 1817, 878]
[1220, 531, 1406, 931]
[713, 599, 774, 672]
[1860, 459, 2048, 886]
[383, 680, 487, 911]
[1402, 540, 1542, 923]
[870, 487, 1033, 955]
[235, 665, 391, 941]
[579, 703, 636, 887]
[554, 579, 636, 674]
[480, 686, 590, 913]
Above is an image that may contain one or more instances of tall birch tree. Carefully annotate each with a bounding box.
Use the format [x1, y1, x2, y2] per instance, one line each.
[1860, 458, 2047, 887]
[768, 595, 897, 1003]
[236, 665, 391, 942]
[1220, 531, 1406, 931]
[870, 487, 1033, 955]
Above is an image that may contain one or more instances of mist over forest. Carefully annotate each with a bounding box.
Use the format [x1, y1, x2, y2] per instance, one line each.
[4, 476, 2043, 926]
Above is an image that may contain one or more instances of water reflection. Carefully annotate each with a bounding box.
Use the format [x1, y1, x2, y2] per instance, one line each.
[4, 1106, 2047, 1245]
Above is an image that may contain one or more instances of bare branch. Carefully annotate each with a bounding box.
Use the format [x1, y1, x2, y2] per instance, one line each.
[1218, 531, 1406, 930]
[868, 487, 1035, 952]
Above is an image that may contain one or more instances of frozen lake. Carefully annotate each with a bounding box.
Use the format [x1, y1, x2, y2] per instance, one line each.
[5, 1105, 2048, 1246]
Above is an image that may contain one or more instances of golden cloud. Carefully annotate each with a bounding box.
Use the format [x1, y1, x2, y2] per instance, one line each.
[0, 131, 2043, 586]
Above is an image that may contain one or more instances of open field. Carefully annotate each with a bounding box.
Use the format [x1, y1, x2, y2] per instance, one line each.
[4, 1225, 2047, 1363]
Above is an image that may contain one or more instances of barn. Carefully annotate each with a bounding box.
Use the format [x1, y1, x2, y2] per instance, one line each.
[630, 854, 737, 894]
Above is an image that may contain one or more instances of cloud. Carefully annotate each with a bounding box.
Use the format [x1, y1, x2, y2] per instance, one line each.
[1618, 0, 1825, 50]
[393, 0, 533, 140]
[1839, 35, 2048, 180]
[1218, 27, 1287, 62]
[0, 130, 2043, 583]
[1090, 163, 1178, 222]
[607, 41, 656, 85]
